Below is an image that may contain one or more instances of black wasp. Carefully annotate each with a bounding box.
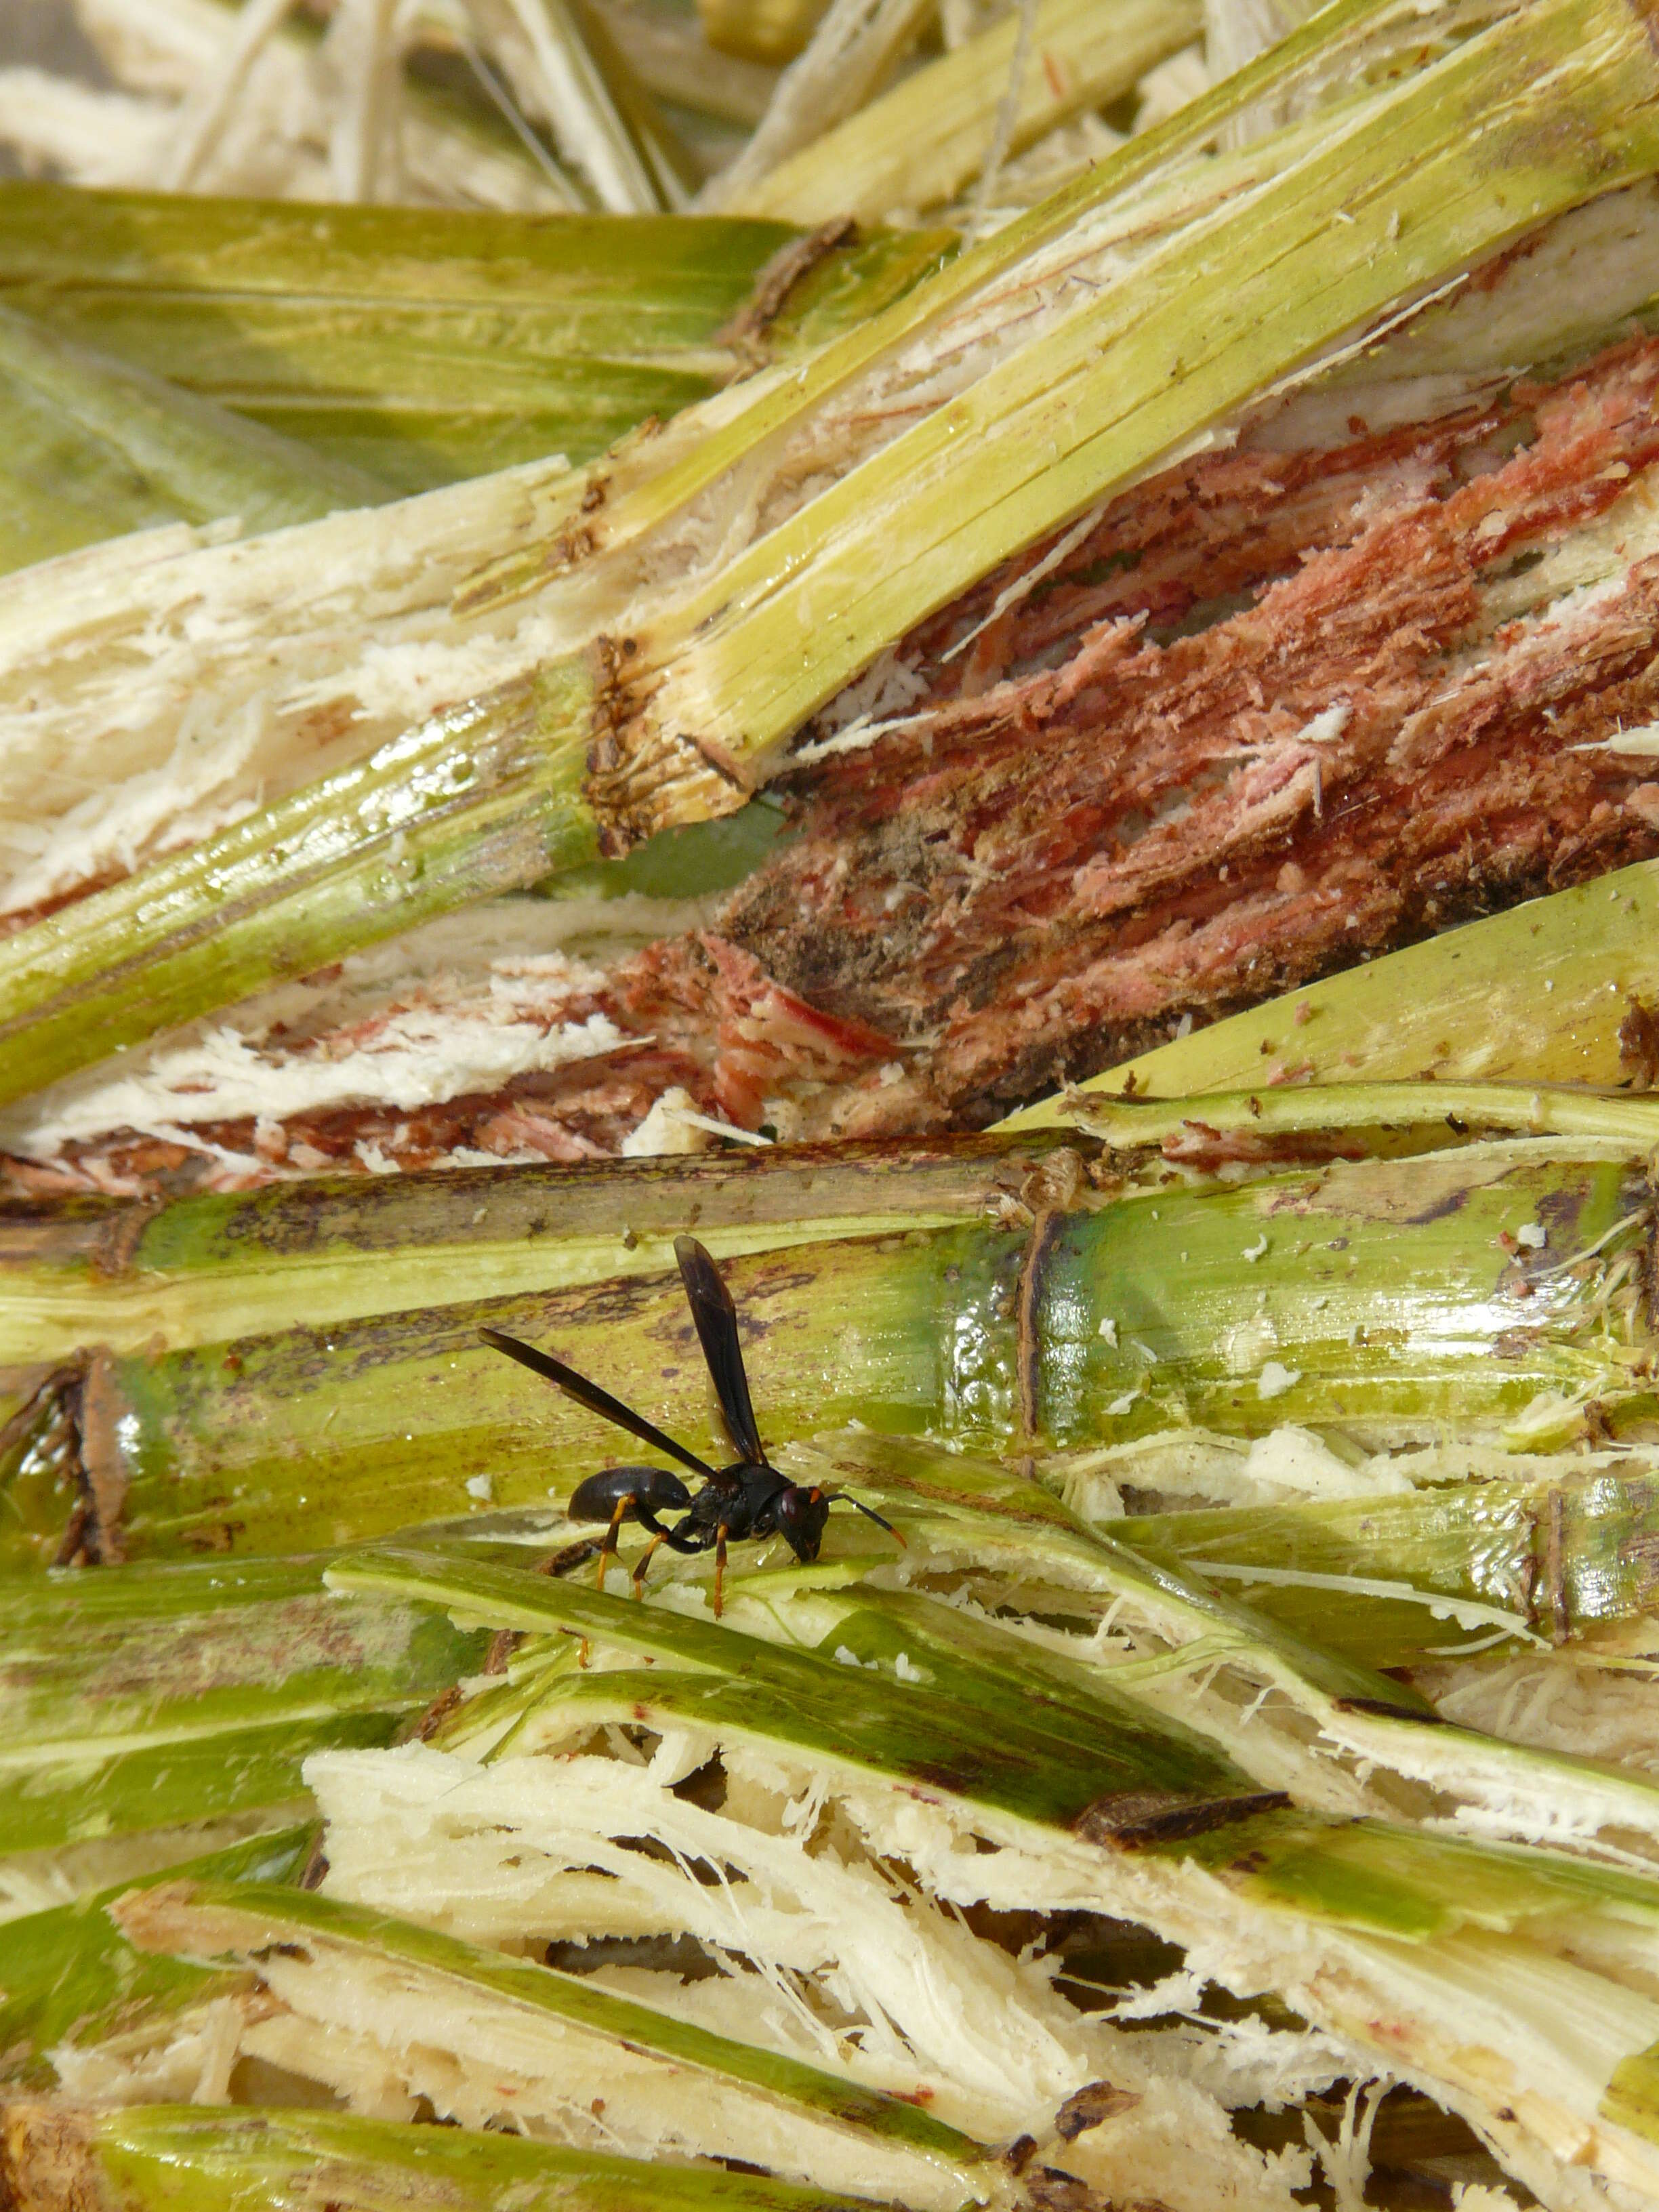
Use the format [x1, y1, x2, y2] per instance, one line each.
[479, 1235, 901, 1614]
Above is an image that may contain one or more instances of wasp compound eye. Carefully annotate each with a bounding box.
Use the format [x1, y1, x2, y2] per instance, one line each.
[775, 1483, 832, 1561]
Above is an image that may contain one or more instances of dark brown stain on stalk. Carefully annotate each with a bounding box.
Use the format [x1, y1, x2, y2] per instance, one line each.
[1401, 1184, 1471, 1227]
[1017, 1209, 1064, 1441]
[719, 218, 857, 356]
[20, 1351, 129, 1567]
[1073, 1788, 1291, 1846]
[89, 1196, 162, 1281]
[1620, 995, 1659, 1089]
[1544, 1486, 1570, 1645]
[1534, 1181, 1591, 1248]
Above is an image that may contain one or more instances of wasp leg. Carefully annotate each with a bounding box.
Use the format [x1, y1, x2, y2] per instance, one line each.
[595, 1496, 632, 1593]
[712, 1526, 731, 1618]
[627, 1505, 717, 1603]
[630, 1530, 669, 1599]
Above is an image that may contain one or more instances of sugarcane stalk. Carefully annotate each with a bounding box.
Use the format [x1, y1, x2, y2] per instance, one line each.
[331, 1548, 1659, 1917]
[402, 1432, 1659, 1853]
[757, 1430, 1659, 1838]
[0, 667, 598, 1114]
[12, 1126, 1650, 1565]
[0, 1132, 1051, 1366]
[295, 1553, 1659, 2195]
[1000, 857, 1659, 1121]
[0, 2105, 897, 2212]
[0, 1555, 490, 1854]
[724, 0, 1201, 226]
[358, 1549, 1282, 1828]
[1116, 1467, 1659, 1668]
[0, 1825, 313, 2090]
[12, 1122, 1656, 1849]
[9, 0, 1656, 1104]
[0, 302, 388, 576]
[110, 1878, 989, 2209]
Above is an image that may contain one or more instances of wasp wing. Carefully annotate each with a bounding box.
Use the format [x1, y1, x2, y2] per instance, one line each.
[674, 1235, 765, 1467]
[478, 1327, 717, 1481]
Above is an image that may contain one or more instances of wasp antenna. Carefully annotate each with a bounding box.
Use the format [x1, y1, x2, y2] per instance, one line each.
[840, 1491, 905, 1547]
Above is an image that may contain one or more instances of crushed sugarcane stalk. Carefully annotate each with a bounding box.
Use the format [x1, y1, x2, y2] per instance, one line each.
[7, 5, 1659, 2207]
[10, 0, 1659, 1111]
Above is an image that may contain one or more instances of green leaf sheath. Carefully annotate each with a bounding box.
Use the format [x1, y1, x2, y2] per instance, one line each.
[0, 186, 949, 493]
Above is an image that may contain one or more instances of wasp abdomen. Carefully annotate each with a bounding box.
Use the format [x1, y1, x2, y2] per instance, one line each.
[569, 1465, 694, 1523]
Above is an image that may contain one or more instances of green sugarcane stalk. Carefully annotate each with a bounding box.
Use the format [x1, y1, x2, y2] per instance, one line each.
[300, 1555, 1659, 2182]
[0, 667, 599, 1113]
[356, 1550, 1282, 1833]
[0, 1132, 1053, 1367]
[405, 1433, 1659, 1856]
[6, 0, 1656, 1107]
[0, 2105, 899, 2212]
[1000, 859, 1659, 1122]
[0, 304, 388, 575]
[110, 1879, 989, 2210]
[1117, 1467, 1659, 1668]
[25, 1133, 1648, 1568]
[4, 1088, 1652, 1366]
[0, 1826, 313, 2093]
[336, 1549, 1659, 1930]
[751, 1431, 1659, 1838]
[0, 183, 947, 493]
[0, 1556, 489, 1853]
